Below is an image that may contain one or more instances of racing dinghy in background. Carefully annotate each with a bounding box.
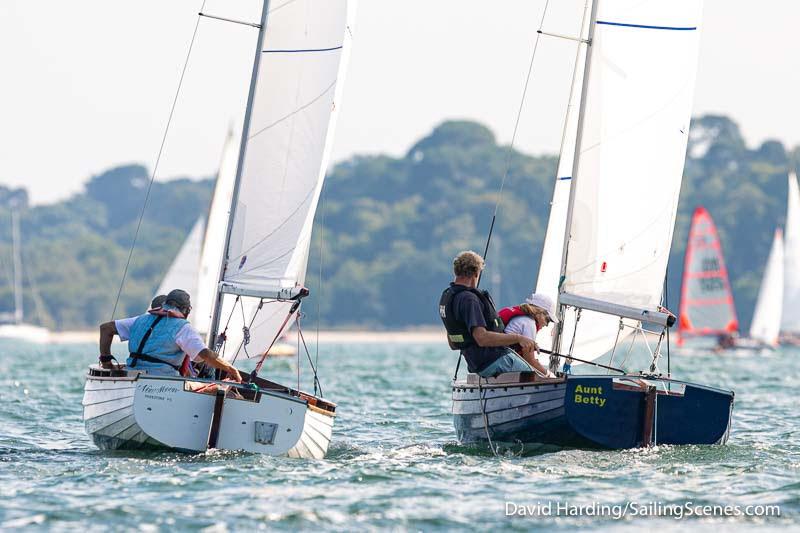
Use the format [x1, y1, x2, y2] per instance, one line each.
[453, 0, 734, 450]
[676, 206, 740, 350]
[83, 0, 355, 457]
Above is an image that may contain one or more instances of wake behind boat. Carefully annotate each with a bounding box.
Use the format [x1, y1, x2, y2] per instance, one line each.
[83, 0, 355, 457]
[448, 0, 734, 450]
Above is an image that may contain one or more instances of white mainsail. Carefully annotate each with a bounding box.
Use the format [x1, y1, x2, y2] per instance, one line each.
[157, 217, 205, 299]
[781, 173, 800, 335]
[749, 228, 784, 346]
[212, 0, 356, 360]
[554, 1, 704, 359]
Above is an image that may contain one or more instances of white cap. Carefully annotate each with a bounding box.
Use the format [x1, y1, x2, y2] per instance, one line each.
[524, 293, 559, 324]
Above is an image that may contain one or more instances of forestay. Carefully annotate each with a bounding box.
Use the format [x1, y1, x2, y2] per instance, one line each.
[215, 0, 355, 360]
[677, 206, 738, 339]
[781, 173, 800, 335]
[749, 228, 784, 346]
[557, 1, 704, 359]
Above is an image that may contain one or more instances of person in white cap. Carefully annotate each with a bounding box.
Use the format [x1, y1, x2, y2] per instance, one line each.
[498, 293, 559, 377]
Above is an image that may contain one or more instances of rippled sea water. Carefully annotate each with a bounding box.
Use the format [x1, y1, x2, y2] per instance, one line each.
[0, 339, 798, 531]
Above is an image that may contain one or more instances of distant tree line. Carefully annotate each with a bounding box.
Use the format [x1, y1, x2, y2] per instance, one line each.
[0, 115, 794, 331]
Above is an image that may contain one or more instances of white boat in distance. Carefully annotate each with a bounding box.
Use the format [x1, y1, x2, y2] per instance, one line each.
[780, 173, 800, 345]
[747, 228, 784, 348]
[0, 205, 49, 343]
[83, 0, 355, 457]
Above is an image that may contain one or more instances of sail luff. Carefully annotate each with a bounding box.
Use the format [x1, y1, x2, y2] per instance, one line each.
[535, 0, 591, 352]
[208, 0, 272, 345]
[553, 0, 600, 353]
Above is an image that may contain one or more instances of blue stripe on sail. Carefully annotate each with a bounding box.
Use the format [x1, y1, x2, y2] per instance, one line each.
[558, 176, 572, 181]
[262, 45, 343, 53]
[596, 21, 697, 31]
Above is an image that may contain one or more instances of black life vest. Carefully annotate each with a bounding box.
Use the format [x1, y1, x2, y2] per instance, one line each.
[439, 283, 504, 350]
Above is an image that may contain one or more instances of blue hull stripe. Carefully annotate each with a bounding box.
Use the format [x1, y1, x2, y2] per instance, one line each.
[558, 176, 572, 181]
[263, 45, 343, 54]
[596, 21, 697, 31]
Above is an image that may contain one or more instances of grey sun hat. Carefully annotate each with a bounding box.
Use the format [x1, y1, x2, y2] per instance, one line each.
[165, 289, 191, 311]
[524, 293, 559, 323]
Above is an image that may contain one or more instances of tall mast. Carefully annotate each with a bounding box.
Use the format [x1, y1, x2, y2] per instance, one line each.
[10, 206, 22, 324]
[553, 0, 600, 353]
[207, 0, 271, 346]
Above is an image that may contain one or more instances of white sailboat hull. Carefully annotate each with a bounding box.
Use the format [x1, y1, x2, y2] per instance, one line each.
[0, 323, 51, 343]
[83, 366, 334, 458]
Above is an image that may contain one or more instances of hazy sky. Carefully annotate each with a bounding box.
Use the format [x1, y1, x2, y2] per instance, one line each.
[2, 0, 799, 204]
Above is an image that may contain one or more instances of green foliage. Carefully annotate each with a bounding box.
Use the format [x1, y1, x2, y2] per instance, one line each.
[3, 116, 795, 331]
[0, 165, 213, 328]
[306, 116, 797, 331]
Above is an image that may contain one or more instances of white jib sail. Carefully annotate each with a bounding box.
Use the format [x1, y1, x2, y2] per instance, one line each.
[217, 0, 356, 360]
[157, 217, 205, 301]
[536, 1, 622, 358]
[560, 1, 704, 359]
[194, 128, 240, 336]
[781, 173, 800, 334]
[749, 228, 784, 346]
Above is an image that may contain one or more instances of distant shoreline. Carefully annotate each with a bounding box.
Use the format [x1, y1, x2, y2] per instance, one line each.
[48, 328, 446, 345]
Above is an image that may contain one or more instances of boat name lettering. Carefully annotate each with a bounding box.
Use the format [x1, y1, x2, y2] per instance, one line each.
[573, 384, 606, 407]
[137, 383, 180, 401]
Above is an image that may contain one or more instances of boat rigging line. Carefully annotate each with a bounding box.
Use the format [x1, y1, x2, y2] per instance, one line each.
[479, 0, 552, 273]
[538, 347, 627, 374]
[109, 0, 208, 320]
[454, 0, 552, 381]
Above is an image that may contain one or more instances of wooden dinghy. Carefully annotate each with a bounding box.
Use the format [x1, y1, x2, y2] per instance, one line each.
[452, 1, 736, 450]
[83, 365, 335, 458]
[452, 372, 733, 449]
[83, 0, 356, 459]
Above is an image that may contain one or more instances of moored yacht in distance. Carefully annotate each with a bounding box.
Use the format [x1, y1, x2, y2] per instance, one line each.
[0, 205, 49, 343]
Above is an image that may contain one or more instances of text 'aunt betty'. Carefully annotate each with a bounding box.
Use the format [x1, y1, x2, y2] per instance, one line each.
[573, 384, 606, 407]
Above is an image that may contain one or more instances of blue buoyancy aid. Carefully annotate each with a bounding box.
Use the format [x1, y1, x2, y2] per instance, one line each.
[126, 311, 189, 376]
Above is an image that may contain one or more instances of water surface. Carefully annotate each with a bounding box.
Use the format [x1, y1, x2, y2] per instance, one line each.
[0, 340, 797, 530]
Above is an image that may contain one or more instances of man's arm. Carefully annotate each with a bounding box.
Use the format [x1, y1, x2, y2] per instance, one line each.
[472, 327, 537, 356]
[195, 349, 242, 383]
[99, 321, 117, 368]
